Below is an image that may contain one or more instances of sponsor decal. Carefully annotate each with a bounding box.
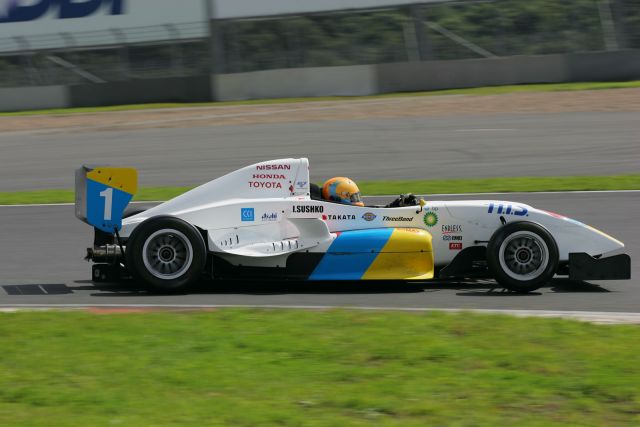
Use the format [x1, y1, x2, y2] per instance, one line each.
[261, 212, 278, 222]
[292, 205, 324, 213]
[442, 235, 463, 241]
[383, 216, 414, 222]
[423, 212, 438, 227]
[449, 242, 463, 250]
[249, 181, 282, 189]
[241, 208, 254, 222]
[296, 181, 308, 189]
[256, 164, 291, 170]
[488, 203, 528, 216]
[253, 174, 287, 180]
[322, 214, 356, 220]
[362, 212, 377, 221]
[442, 224, 462, 233]
[1, 0, 124, 23]
[403, 228, 422, 233]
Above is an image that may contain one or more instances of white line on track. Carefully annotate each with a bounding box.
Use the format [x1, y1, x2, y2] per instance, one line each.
[454, 128, 516, 132]
[1, 189, 638, 208]
[0, 304, 639, 324]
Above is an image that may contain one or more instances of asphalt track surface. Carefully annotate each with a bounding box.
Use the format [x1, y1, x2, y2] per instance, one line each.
[0, 192, 637, 312]
[2, 111, 639, 191]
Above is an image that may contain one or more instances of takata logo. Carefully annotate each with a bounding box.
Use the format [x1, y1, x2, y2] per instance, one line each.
[0, 0, 124, 23]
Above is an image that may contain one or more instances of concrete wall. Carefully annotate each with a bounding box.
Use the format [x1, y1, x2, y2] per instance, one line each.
[376, 54, 569, 93]
[566, 50, 640, 82]
[1, 49, 639, 111]
[215, 65, 377, 101]
[0, 85, 69, 112]
[69, 76, 212, 108]
[217, 50, 640, 101]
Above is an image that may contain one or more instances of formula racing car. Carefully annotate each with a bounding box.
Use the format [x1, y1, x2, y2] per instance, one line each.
[75, 158, 630, 292]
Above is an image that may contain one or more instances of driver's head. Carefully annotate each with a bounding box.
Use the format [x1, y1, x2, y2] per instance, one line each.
[322, 177, 364, 207]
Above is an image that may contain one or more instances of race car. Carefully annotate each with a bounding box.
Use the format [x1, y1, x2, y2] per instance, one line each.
[75, 158, 630, 292]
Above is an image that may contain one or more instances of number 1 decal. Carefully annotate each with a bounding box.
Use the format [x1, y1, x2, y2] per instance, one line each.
[99, 187, 113, 220]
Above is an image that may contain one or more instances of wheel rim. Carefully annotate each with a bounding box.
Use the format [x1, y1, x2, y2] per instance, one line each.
[498, 231, 549, 281]
[142, 229, 193, 280]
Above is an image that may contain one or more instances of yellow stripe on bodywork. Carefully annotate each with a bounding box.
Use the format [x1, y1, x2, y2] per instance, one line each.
[362, 228, 434, 280]
[87, 167, 138, 196]
[585, 225, 624, 247]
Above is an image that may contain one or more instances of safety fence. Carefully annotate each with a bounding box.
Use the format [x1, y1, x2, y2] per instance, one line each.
[2, 49, 639, 112]
[0, 0, 638, 88]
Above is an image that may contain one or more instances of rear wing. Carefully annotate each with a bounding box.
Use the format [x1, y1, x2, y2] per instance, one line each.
[75, 165, 138, 233]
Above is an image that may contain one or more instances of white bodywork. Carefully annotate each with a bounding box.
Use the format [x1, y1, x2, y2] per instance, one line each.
[121, 158, 624, 269]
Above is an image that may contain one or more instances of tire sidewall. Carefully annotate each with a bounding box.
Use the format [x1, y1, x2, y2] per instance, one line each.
[487, 221, 559, 292]
[126, 216, 206, 291]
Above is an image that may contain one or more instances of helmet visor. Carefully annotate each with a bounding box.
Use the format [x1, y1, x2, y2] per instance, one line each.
[350, 192, 362, 204]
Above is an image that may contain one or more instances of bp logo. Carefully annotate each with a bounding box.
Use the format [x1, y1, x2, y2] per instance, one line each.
[423, 212, 438, 227]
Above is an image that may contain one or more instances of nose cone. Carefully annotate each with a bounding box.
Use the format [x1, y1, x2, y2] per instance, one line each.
[535, 209, 625, 257]
[583, 224, 625, 252]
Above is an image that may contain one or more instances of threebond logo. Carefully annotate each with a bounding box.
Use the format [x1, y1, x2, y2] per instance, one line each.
[0, 0, 124, 23]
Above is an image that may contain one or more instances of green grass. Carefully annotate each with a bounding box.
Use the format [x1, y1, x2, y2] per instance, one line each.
[1, 80, 638, 116]
[1, 175, 638, 205]
[0, 309, 639, 426]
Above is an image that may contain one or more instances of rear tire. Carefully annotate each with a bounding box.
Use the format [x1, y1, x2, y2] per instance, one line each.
[487, 222, 559, 293]
[125, 216, 206, 292]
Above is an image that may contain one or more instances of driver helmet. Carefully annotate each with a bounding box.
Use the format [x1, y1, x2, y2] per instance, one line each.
[321, 177, 364, 206]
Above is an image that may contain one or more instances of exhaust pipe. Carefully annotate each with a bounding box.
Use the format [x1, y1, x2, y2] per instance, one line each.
[86, 245, 123, 263]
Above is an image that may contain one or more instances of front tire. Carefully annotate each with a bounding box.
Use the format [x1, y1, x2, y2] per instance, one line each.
[487, 222, 559, 293]
[125, 216, 206, 292]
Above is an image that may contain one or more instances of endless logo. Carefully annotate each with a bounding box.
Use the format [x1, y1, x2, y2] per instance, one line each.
[292, 205, 324, 213]
[0, 0, 124, 23]
[442, 224, 462, 233]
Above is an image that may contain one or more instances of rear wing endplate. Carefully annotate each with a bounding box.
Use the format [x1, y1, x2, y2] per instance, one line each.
[75, 165, 138, 233]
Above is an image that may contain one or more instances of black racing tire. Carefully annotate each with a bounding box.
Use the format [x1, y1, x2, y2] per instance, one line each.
[125, 216, 206, 292]
[487, 221, 559, 293]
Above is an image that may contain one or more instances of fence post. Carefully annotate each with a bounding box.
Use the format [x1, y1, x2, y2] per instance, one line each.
[410, 5, 432, 61]
[164, 24, 183, 76]
[610, 0, 628, 49]
[206, 0, 225, 101]
[597, 0, 619, 51]
[110, 28, 130, 80]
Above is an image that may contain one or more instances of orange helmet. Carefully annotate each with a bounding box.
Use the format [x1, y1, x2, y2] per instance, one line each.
[321, 177, 364, 206]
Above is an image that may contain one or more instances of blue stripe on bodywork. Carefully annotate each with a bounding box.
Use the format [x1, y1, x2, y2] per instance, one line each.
[308, 229, 393, 280]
